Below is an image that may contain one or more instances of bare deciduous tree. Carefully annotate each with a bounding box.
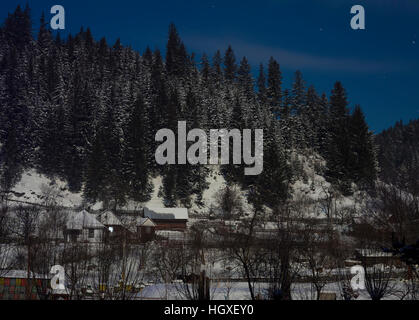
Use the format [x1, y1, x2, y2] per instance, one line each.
[300, 222, 337, 300]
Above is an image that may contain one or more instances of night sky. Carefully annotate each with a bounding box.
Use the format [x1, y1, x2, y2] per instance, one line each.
[1, 0, 418, 132]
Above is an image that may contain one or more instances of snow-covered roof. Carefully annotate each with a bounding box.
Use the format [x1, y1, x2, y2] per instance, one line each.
[356, 249, 393, 258]
[66, 210, 105, 230]
[97, 211, 122, 226]
[1, 270, 49, 279]
[144, 207, 188, 221]
[137, 217, 156, 227]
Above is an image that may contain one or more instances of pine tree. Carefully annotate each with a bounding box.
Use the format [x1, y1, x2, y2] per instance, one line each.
[326, 82, 352, 193]
[97, 85, 127, 208]
[349, 105, 378, 188]
[63, 76, 94, 191]
[0, 125, 23, 193]
[305, 86, 320, 150]
[161, 166, 177, 207]
[291, 71, 307, 149]
[267, 57, 282, 115]
[279, 89, 294, 150]
[212, 50, 223, 86]
[84, 130, 107, 202]
[143, 46, 153, 68]
[224, 46, 237, 82]
[3, 5, 32, 50]
[237, 57, 253, 95]
[38, 12, 53, 53]
[38, 103, 66, 177]
[317, 93, 330, 156]
[0, 47, 31, 168]
[123, 94, 153, 202]
[253, 120, 291, 208]
[291, 70, 306, 116]
[200, 53, 211, 84]
[166, 23, 188, 77]
[257, 64, 267, 105]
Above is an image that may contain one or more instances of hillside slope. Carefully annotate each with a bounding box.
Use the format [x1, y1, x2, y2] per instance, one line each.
[8, 154, 365, 221]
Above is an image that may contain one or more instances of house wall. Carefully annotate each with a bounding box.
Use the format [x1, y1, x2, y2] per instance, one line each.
[104, 226, 135, 243]
[153, 220, 187, 231]
[82, 228, 104, 243]
[65, 228, 104, 243]
[138, 226, 155, 243]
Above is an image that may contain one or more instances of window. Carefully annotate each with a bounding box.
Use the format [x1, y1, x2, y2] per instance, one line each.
[71, 234, 78, 242]
[89, 229, 95, 239]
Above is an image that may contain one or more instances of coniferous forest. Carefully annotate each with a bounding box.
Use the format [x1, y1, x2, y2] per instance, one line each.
[1, 4, 419, 303]
[0, 4, 400, 211]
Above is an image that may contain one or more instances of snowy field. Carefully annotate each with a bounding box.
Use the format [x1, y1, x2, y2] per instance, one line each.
[137, 281, 412, 301]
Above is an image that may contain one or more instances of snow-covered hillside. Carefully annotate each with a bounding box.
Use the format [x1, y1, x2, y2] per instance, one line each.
[8, 153, 367, 220]
[8, 170, 83, 207]
[289, 153, 366, 219]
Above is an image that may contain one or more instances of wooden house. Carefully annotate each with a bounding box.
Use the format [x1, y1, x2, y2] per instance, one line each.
[65, 210, 106, 243]
[96, 210, 131, 242]
[144, 207, 188, 231]
[136, 217, 156, 243]
[354, 249, 401, 267]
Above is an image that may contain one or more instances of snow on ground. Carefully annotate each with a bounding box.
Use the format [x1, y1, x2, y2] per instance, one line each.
[200, 168, 226, 209]
[191, 167, 253, 215]
[147, 176, 166, 208]
[290, 153, 367, 219]
[113, 176, 166, 212]
[139, 280, 411, 300]
[120, 167, 243, 215]
[9, 170, 83, 207]
[9, 154, 368, 220]
[139, 282, 261, 300]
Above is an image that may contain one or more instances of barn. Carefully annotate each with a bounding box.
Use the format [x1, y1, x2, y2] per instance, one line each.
[143, 207, 188, 231]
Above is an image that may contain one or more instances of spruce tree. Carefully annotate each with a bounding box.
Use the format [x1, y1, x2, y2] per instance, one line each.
[166, 23, 188, 77]
[253, 120, 291, 208]
[212, 50, 223, 86]
[349, 105, 378, 188]
[224, 46, 237, 82]
[291, 71, 307, 149]
[257, 64, 267, 105]
[84, 131, 107, 202]
[0, 125, 23, 193]
[237, 57, 253, 96]
[326, 82, 352, 193]
[123, 94, 153, 202]
[267, 57, 282, 115]
[200, 53, 211, 84]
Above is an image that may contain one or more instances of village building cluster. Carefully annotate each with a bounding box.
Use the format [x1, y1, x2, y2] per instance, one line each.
[0, 206, 189, 300]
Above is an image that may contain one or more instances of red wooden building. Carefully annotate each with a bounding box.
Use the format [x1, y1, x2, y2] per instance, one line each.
[144, 207, 188, 231]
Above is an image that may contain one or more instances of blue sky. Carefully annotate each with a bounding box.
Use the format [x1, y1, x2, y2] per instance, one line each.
[1, 0, 418, 132]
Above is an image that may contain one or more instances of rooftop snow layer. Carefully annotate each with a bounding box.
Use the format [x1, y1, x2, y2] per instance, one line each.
[1, 270, 49, 279]
[97, 211, 122, 226]
[66, 210, 105, 230]
[144, 207, 188, 221]
[137, 217, 156, 227]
